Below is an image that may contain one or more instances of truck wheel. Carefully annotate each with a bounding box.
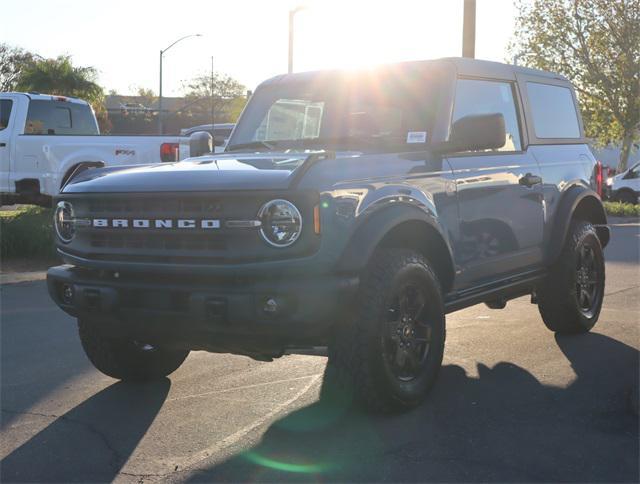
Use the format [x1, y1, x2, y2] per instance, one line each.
[78, 319, 189, 381]
[538, 221, 605, 334]
[326, 249, 445, 413]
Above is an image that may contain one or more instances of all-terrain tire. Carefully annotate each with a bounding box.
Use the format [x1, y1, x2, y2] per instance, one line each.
[78, 319, 189, 380]
[325, 249, 445, 413]
[537, 221, 605, 334]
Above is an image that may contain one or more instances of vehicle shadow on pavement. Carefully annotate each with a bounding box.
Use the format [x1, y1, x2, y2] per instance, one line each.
[0, 281, 94, 432]
[0, 379, 170, 483]
[190, 332, 638, 483]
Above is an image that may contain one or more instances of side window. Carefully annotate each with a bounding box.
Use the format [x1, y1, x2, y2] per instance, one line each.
[25, 100, 98, 135]
[526, 82, 580, 139]
[452, 79, 522, 152]
[0, 99, 13, 131]
[625, 163, 640, 179]
[69, 103, 99, 135]
[25, 100, 52, 134]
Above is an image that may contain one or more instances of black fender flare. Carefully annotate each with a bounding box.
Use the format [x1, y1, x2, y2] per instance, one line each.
[60, 161, 105, 190]
[546, 186, 609, 264]
[335, 204, 456, 291]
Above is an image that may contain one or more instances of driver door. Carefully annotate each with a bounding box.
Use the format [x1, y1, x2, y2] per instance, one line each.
[446, 78, 545, 288]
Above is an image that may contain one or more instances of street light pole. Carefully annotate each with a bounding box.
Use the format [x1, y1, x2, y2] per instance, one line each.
[288, 6, 307, 74]
[158, 51, 163, 133]
[157, 34, 202, 134]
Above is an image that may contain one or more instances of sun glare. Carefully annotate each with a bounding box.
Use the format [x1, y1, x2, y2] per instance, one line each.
[292, 1, 465, 73]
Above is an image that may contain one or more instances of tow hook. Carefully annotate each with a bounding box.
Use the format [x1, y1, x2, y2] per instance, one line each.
[485, 297, 507, 309]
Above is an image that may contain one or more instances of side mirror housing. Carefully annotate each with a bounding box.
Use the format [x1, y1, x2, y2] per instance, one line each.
[434, 113, 506, 154]
[189, 131, 213, 157]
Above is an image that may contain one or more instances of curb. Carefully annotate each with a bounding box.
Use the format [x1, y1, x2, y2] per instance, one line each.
[0, 271, 48, 285]
[608, 216, 640, 227]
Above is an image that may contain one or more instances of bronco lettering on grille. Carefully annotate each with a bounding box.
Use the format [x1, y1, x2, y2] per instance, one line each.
[92, 218, 220, 229]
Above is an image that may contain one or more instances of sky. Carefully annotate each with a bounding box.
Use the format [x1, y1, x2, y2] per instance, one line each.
[2, 0, 518, 96]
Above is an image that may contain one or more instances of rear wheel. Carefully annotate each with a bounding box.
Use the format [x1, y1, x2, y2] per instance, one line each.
[326, 249, 445, 413]
[78, 318, 189, 380]
[537, 221, 605, 333]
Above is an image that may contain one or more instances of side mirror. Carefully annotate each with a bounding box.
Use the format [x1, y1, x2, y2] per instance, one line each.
[436, 113, 506, 154]
[189, 131, 213, 157]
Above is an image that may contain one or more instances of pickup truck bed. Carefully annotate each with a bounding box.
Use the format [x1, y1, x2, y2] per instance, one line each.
[0, 92, 190, 205]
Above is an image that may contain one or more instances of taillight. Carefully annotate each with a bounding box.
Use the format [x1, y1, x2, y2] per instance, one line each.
[595, 160, 603, 198]
[160, 143, 179, 162]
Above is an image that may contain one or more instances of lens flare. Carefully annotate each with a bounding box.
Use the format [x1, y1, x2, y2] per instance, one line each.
[243, 451, 337, 474]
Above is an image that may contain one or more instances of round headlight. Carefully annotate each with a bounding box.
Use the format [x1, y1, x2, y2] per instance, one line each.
[258, 199, 302, 247]
[54, 201, 75, 243]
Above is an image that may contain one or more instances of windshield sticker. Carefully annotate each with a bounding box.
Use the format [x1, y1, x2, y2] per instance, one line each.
[407, 131, 427, 144]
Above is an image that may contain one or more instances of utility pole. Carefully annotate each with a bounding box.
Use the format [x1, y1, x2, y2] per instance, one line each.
[158, 50, 163, 133]
[462, 0, 476, 58]
[211, 56, 216, 136]
[288, 6, 307, 73]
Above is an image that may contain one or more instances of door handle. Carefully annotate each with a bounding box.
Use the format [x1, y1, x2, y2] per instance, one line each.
[0, 143, 6, 147]
[519, 173, 542, 187]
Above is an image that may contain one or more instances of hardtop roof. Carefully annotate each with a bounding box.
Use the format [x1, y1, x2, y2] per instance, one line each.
[258, 57, 568, 88]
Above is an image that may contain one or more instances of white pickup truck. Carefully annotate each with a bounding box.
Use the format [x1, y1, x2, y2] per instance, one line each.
[0, 92, 193, 205]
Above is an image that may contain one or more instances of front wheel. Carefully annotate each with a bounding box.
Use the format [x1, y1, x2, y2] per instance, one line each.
[537, 221, 605, 334]
[618, 189, 638, 205]
[78, 319, 189, 381]
[326, 249, 445, 413]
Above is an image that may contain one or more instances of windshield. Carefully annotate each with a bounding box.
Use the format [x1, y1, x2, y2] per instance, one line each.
[228, 63, 448, 152]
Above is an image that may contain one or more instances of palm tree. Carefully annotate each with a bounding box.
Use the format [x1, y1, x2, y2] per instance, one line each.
[16, 55, 110, 132]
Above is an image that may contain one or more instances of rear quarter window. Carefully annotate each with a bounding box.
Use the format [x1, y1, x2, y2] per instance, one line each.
[527, 82, 581, 139]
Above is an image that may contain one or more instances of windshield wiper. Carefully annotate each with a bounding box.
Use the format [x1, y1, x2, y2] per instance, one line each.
[226, 140, 277, 152]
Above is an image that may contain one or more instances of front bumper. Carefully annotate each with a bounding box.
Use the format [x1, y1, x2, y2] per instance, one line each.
[47, 265, 358, 356]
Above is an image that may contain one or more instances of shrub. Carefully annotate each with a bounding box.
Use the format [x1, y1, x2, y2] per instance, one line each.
[0, 206, 56, 259]
[603, 201, 640, 218]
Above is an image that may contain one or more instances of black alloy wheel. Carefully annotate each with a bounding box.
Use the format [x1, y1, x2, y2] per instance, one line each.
[384, 283, 433, 382]
[575, 243, 602, 318]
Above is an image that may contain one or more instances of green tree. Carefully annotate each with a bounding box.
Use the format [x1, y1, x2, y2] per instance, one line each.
[135, 87, 156, 106]
[510, 0, 640, 171]
[182, 72, 247, 123]
[16, 55, 111, 132]
[0, 43, 33, 92]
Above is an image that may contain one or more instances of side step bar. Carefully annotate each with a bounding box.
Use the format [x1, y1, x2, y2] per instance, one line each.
[444, 270, 546, 314]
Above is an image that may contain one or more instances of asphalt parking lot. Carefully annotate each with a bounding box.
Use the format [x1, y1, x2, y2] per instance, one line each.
[1, 224, 638, 483]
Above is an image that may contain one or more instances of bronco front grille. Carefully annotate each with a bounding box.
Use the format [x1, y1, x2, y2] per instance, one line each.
[61, 192, 320, 266]
[89, 233, 227, 251]
[87, 198, 224, 217]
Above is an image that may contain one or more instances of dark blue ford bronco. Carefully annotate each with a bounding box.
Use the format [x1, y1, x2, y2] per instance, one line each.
[48, 58, 609, 412]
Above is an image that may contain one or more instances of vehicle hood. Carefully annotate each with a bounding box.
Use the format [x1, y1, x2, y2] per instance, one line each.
[62, 152, 323, 193]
